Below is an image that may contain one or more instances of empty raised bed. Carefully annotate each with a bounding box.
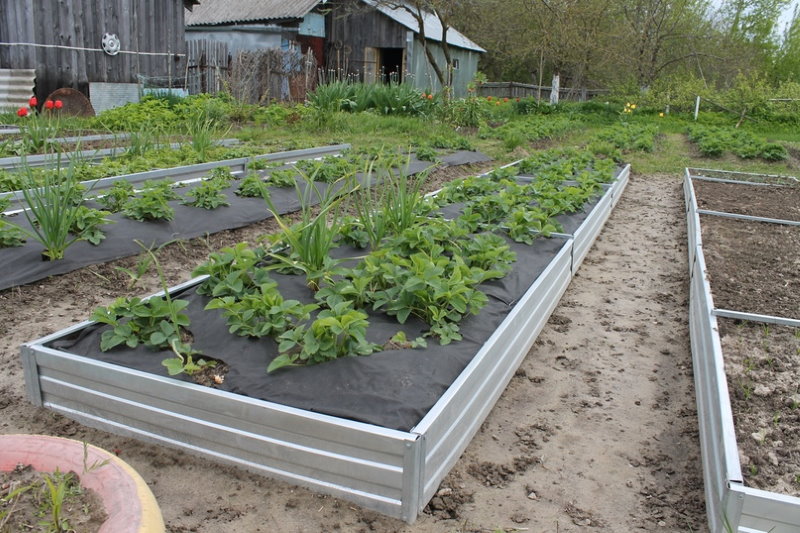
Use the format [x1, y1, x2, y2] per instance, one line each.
[21, 155, 630, 523]
[685, 167, 800, 533]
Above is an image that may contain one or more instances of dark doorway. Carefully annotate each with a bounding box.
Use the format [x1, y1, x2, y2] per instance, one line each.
[379, 47, 404, 83]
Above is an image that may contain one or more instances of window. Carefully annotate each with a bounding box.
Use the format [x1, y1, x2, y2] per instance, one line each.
[452, 58, 460, 70]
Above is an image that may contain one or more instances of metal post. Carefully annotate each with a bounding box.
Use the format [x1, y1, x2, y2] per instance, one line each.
[694, 96, 700, 120]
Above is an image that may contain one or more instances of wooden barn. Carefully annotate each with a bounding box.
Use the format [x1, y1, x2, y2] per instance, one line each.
[325, 0, 485, 97]
[0, 0, 198, 112]
[183, 0, 484, 99]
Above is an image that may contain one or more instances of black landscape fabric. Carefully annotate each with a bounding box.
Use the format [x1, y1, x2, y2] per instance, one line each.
[0, 151, 489, 290]
[49, 205, 594, 432]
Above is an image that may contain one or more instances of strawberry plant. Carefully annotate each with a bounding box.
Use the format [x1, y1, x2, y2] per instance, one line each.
[236, 172, 270, 198]
[91, 295, 191, 351]
[123, 189, 175, 221]
[205, 281, 317, 338]
[95, 180, 134, 212]
[193, 242, 271, 298]
[504, 207, 562, 244]
[206, 166, 235, 185]
[364, 251, 489, 345]
[295, 155, 357, 183]
[267, 169, 298, 187]
[182, 180, 230, 210]
[142, 179, 180, 201]
[268, 301, 380, 372]
[0, 219, 25, 247]
[70, 206, 114, 245]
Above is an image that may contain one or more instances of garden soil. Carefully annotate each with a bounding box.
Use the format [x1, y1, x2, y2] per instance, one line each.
[0, 171, 709, 532]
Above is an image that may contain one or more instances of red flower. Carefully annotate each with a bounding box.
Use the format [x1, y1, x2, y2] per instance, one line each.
[29, 96, 37, 107]
[45, 100, 54, 110]
[54, 100, 63, 109]
[427, 93, 433, 100]
[487, 96, 493, 101]
[516, 98, 521, 102]
[421, 93, 427, 99]
[503, 97, 509, 102]
[17, 107, 28, 117]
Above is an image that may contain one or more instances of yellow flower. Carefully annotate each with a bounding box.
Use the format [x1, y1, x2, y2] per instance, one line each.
[659, 112, 664, 117]
[630, 104, 636, 109]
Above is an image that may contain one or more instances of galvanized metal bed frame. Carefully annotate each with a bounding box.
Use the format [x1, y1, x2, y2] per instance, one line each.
[685, 168, 800, 533]
[20, 164, 630, 523]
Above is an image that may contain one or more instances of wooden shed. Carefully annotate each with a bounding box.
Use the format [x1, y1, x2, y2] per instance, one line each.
[0, 0, 198, 109]
[326, 0, 485, 97]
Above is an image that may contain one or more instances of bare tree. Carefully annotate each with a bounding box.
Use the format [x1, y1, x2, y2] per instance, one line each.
[373, 0, 460, 95]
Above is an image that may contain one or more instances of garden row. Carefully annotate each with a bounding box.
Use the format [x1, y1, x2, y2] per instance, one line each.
[687, 125, 788, 161]
[0, 145, 488, 290]
[686, 168, 800, 533]
[21, 147, 629, 522]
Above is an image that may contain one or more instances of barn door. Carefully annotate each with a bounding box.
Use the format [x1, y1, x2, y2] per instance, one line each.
[364, 47, 378, 83]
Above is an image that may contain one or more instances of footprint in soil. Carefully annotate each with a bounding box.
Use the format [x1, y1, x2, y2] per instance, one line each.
[424, 484, 474, 520]
[467, 455, 538, 488]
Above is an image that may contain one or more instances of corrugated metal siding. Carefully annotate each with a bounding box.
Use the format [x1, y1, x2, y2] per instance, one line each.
[0, 0, 189, 102]
[363, 0, 485, 52]
[409, 43, 478, 97]
[0, 68, 35, 111]
[185, 0, 322, 26]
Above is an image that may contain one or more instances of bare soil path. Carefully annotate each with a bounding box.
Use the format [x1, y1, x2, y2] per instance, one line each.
[0, 172, 707, 532]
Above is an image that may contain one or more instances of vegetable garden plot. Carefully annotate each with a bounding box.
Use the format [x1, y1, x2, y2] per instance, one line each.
[0, 147, 485, 290]
[21, 159, 629, 523]
[0, 138, 240, 173]
[685, 168, 800, 533]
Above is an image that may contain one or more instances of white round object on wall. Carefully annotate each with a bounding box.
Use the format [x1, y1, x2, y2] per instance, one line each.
[102, 33, 121, 56]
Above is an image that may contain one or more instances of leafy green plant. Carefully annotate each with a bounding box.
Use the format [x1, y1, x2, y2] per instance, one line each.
[123, 188, 175, 221]
[0, 220, 25, 247]
[364, 250, 490, 344]
[267, 169, 298, 187]
[236, 172, 270, 198]
[70, 206, 114, 245]
[91, 246, 190, 352]
[206, 281, 317, 338]
[91, 294, 191, 351]
[95, 180, 134, 212]
[8, 157, 87, 260]
[193, 242, 271, 298]
[347, 157, 430, 248]
[504, 207, 562, 244]
[268, 301, 380, 372]
[161, 341, 217, 377]
[295, 155, 358, 183]
[182, 179, 230, 210]
[264, 172, 353, 290]
[40, 469, 76, 533]
[207, 166, 235, 185]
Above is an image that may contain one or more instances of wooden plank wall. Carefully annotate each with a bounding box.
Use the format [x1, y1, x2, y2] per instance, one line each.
[185, 39, 229, 95]
[325, 0, 406, 79]
[0, 0, 189, 102]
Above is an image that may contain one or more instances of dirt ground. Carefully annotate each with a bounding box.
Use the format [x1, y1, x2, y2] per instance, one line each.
[0, 172, 708, 532]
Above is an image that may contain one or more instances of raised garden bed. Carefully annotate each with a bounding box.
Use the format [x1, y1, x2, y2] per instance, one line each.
[685, 168, 800, 533]
[20, 159, 629, 523]
[0, 138, 241, 172]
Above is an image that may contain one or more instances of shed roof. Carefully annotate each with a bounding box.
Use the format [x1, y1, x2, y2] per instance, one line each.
[364, 0, 485, 53]
[185, 0, 322, 26]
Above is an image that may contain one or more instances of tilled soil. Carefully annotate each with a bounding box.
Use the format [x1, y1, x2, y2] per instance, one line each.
[719, 319, 800, 498]
[0, 172, 708, 532]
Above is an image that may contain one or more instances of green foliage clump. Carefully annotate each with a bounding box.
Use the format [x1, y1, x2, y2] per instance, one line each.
[687, 124, 788, 161]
